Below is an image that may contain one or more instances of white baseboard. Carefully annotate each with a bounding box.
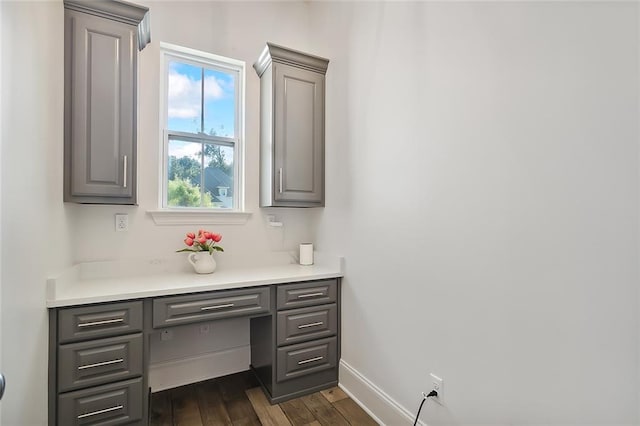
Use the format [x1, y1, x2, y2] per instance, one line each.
[149, 345, 250, 391]
[339, 359, 422, 426]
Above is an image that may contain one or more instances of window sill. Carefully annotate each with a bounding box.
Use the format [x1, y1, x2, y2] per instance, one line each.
[147, 209, 252, 225]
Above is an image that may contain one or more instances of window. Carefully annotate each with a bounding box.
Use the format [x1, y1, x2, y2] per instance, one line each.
[160, 43, 244, 211]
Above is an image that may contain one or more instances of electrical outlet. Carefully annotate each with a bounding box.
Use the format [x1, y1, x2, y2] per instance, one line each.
[430, 373, 444, 403]
[115, 214, 128, 232]
[160, 329, 173, 341]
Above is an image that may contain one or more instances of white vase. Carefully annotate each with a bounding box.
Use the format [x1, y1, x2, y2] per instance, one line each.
[188, 252, 217, 274]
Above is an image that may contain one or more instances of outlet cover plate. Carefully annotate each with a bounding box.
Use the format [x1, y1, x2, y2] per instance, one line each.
[115, 214, 128, 232]
[430, 373, 443, 403]
[161, 329, 173, 341]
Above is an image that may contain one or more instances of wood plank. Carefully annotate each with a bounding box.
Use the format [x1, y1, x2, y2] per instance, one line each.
[333, 398, 379, 425]
[149, 390, 172, 426]
[197, 380, 232, 426]
[246, 387, 293, 426]
[172, 384, 203, 426]
[301, 392, 350, 426]
[320, 387, 348, 403]
[224, 395, 261, 425]
[280, 398, 317, 425]
[149, 374, 377, 426]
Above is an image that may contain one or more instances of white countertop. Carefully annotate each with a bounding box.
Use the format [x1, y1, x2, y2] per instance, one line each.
[47, 254, 344, 308]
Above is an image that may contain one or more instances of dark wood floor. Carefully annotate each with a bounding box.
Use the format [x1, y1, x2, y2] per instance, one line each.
[150, 371, 378, 426]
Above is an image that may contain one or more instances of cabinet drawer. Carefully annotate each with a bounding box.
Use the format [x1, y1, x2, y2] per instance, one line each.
[277, 304, 337, 346]
[58, 301, 143, 344]
[153, 287, 270, 328]
[276, 337, 337, 382]
[58, 333, 143, 393]
[276, 279, 337, 310]
[58, 377, 143, 425]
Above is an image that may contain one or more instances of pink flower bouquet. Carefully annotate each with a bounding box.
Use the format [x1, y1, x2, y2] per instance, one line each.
[177, 229, 224, 255]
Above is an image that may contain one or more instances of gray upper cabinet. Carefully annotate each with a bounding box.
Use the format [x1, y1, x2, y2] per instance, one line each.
[254, 43, 329, 207]
[63, 0, 150, 204]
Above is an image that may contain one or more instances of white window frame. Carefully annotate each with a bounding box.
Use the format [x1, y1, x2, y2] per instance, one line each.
[149, 42, 250, 225]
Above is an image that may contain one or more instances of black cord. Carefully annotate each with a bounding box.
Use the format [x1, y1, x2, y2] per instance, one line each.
[413, 390, 438, 426]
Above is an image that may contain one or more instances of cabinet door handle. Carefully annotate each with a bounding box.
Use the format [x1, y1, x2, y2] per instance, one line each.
[78, 318, 124, 328]
[77, 405, 123, 419]
[279, 168, 283, 193]
[200, 303, 234, 311]
[78, 358, 124, 370]
[297, 292, 324, 299]
[0, 373, 5, 401]
[298, 321, 323, 329]
[123, 155, 128, 188]
[298, 356, 323, 365]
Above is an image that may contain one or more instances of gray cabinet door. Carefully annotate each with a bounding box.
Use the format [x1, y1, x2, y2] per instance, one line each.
[58, 377, 143, 425]
[152, 287, 271, 328]
[276, 304, 337, 346]
[273, 63, 324, 205]
[276, 337, 337, 383]
[64, 9, 137, 204]
[276, 279, 337, 310]
[58, 333, 143, 392]
[58, 301, 143, 344]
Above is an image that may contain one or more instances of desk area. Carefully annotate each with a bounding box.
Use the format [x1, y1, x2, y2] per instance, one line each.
[47, 257, 343, 425]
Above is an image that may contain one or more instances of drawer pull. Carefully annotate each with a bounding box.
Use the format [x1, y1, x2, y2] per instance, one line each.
[298, 321, 324, 329]
[123, 155, 128, 188]
[77, 318, 124, 328]
[200, 303, 234, 311]
[77, 404, 123, 419]
[297, 292, 324, 299]
[298, 356, 323, 365]
[78, 358, 124, 370]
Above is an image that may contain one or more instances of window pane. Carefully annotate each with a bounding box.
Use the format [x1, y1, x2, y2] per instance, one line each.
[204, 144, 234, 209]
[167, 61, 203, 133]
[167, 138, 205, 207]
[203, 68, 236, 138]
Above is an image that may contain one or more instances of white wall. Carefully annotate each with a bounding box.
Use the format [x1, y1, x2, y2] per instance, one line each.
[311, 2, 639, 425]
[0, 1, 73, 425]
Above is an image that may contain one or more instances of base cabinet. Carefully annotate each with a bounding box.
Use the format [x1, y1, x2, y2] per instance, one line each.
[250, 279, 341, 403]
[49, 301, 147, 426]
[49, 278, 341, 424]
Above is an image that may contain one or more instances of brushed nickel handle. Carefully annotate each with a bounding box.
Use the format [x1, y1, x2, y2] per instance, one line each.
[78, 358, 124, 370]
[297, 292, 324, 299]
[77, 405, 123, 419]
[201, 303, 234, 311]
[298, 321, 324, 329]
[279, 168, 283, 193]
[78, 318, 124, 328]
[298, 356, 323, 365]
[123, 155, 127, 188]
[0, 373, 5, 401]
